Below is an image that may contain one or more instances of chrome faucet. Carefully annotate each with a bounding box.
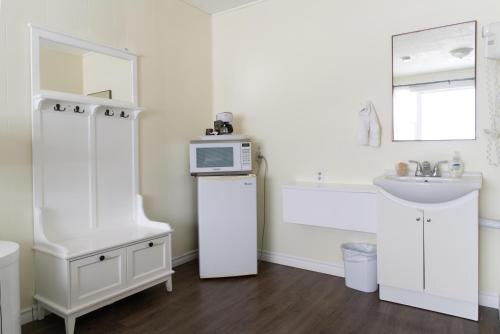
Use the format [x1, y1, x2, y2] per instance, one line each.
[432, 160, 448, 177]
[409, 160, 424, 176]
[409, 160, 448, 177]
[421, 161, 432, 176]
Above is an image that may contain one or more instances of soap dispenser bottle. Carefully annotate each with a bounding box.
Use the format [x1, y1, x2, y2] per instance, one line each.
[448, 151, 465, 178]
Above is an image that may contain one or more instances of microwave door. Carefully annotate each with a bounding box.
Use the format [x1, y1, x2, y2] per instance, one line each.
[197, 146, 233, 170]
[190, 143, 242, 174]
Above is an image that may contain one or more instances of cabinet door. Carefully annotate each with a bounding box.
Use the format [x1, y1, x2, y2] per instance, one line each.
[377, 193, 424, 292]
[70, 248, 126, 307]
[424, 192, 478, 303]
[126, 236, 171, 287]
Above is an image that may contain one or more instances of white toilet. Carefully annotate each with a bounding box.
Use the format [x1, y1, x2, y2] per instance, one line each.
[0, 241, 21, 334]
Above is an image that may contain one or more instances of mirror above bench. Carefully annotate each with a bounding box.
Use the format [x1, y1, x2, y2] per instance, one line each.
[392, 21, 476, 141]
[31, 25, 138, 106]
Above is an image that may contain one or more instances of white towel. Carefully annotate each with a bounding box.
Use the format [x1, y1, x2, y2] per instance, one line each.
[357, 105, 370, 146]
[368, 102, 381, 147]
[357, 101, 381, 147]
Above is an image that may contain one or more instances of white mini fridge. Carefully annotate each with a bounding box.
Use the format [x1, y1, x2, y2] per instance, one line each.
[197, 174, 257, 278]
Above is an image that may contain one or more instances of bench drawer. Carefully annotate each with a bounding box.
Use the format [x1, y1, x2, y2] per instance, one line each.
[70, 248, 126, 307]
[127, 236, 171, 286]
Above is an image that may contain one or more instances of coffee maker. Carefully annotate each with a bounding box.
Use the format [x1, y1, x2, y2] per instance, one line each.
[208, 112, 234, 135]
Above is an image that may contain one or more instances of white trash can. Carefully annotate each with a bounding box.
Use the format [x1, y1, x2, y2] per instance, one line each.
[341, 243, 377, 293]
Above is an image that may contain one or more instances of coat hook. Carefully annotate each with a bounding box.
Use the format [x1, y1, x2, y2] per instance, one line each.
[105, 109, 114, 116]
[54, 104, 66, 112]
[120, 111, 130, 118]
[73, 106, 85, 113]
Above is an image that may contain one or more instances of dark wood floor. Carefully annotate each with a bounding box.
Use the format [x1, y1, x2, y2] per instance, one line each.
[23, 260, 499, 334]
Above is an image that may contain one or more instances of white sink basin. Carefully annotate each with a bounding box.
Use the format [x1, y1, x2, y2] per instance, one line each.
[373, 173, 482, 203]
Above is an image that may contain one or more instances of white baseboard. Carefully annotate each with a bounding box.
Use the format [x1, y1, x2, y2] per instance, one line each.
[260, 250, 499, 311]
[21, 307, 34, 325]
[260, 250, 345, 277]
[172, 249, 198, 268]
[479, 292, 500, 309]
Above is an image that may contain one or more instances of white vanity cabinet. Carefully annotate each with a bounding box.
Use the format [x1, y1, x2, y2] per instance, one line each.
[377, 190, 479, 320]
[377, 195, 424, 292]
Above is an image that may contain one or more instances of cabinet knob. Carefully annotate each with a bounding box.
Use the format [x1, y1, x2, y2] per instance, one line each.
[149, 242, 154, 247]
[426, 218, 432, 223]
[99, 255, 105, 261]
[416, 217, 421, 222]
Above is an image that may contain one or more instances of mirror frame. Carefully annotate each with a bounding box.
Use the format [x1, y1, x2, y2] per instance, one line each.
[391, 21, 477, 142]
[29, 24, 138, 106]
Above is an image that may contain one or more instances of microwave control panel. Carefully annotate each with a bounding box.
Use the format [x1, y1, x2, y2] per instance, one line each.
[241, 142, 252, 171]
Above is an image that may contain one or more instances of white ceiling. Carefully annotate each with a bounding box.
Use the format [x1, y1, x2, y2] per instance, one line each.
[182, 0, 261, 14]
[393, 22, 475, 77]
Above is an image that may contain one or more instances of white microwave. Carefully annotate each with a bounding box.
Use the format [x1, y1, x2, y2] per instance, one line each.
[189, 139, 252, 175]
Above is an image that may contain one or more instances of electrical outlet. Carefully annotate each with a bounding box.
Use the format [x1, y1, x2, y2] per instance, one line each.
[256, 145, 263, 159]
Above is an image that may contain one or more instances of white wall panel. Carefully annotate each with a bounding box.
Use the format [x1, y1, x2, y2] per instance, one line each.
[40, 110, 92, 239]
[95, 110, 135, 228]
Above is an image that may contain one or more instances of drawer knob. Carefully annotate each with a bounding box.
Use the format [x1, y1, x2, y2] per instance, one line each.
[416, 217, 421, 222]
[149, 242, 154, 247]
[99, 255, 105, 261]
[426, 218, 432, 223]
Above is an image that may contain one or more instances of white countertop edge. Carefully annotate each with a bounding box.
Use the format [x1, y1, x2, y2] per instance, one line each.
[282, 182, 377, 193]
[383, 169, 483, 178]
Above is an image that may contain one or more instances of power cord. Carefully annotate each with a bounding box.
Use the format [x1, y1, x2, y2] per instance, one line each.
[257, 153, 268, 263]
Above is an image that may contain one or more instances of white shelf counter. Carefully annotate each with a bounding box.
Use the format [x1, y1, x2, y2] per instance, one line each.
[282, 182, 377, 233]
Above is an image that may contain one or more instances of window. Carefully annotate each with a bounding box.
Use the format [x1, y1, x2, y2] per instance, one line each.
[393, 79, 475, 140]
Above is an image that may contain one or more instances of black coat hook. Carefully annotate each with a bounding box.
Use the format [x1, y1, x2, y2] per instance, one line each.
[73, 106, 84, 113]
[105, 109, 114, 116]
[54, 104, 66, 112]
[120, 111, 130, 118]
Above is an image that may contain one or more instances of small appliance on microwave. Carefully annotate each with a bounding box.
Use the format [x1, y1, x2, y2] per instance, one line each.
[189, 138, 252, 175]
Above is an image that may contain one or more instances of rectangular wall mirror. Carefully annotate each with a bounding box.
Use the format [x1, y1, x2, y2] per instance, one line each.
[392, 21, 476, 141]
[31, 26, 138, 105]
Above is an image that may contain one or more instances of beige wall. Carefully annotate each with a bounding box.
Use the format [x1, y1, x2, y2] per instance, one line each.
[40, 48, 84, 94]
[212, 0, 500, 297]
[0, 0, 212, 309]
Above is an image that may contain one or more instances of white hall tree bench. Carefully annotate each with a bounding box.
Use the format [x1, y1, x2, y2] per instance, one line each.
[30, 26, 173, 334]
